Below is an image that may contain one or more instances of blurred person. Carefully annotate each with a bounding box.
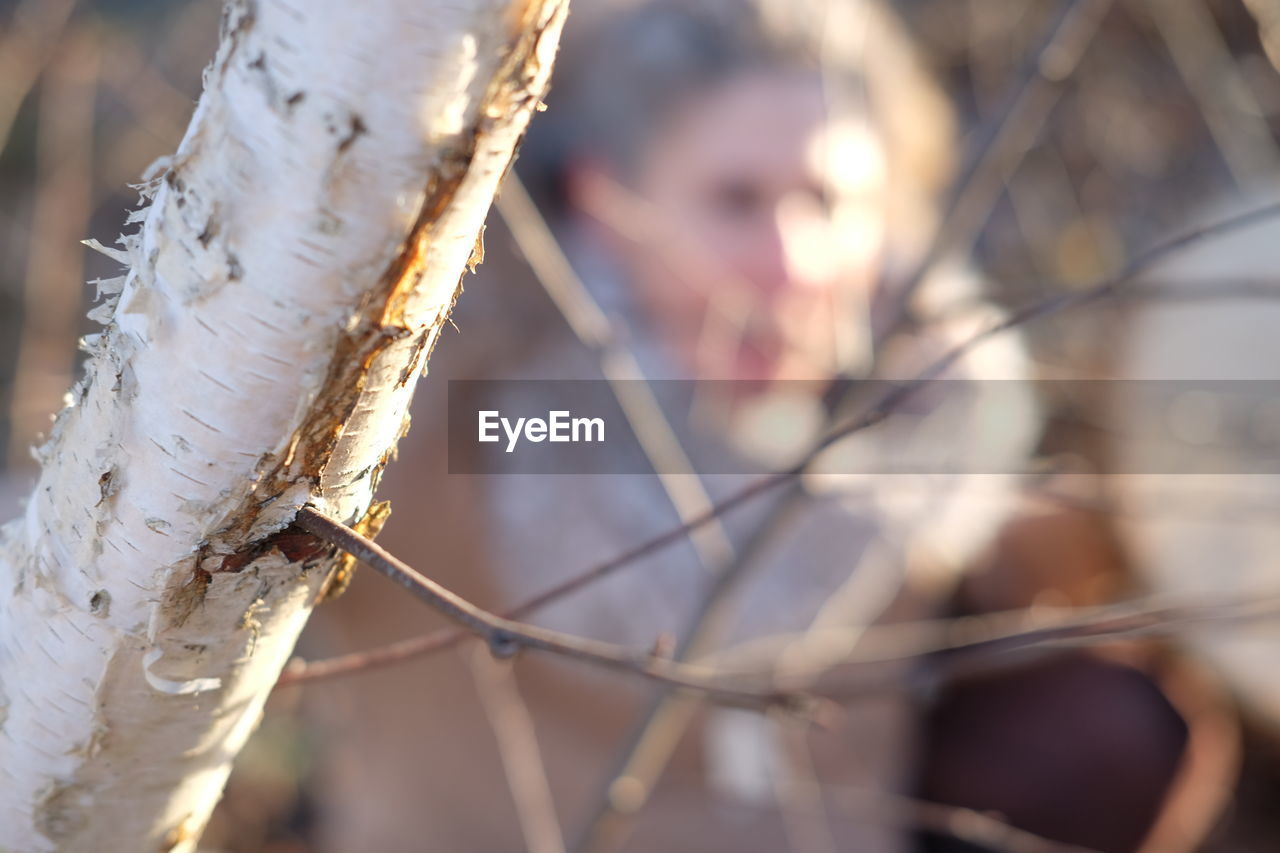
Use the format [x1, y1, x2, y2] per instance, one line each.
[304, 1, 1038, 851]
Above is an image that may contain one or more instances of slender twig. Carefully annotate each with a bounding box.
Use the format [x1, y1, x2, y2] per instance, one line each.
[0, 0, 77, 158]
[1118, 278, 1280, 303]
[280, 199, 1280, 687]
[495, 175, 734, 573]
[7, 25, 98, 467]
[570, 490, 808, 853]
[885, 0, 1111, 321]
[296, 508, 1280, 708]
[821, 786, 1105, 853]
[278, 476, 779, 685]
[469, 648, 568, 853]
[772, 711, 839, 853]
[827, 595, 1280, 698]
[293, 507, 809, 712]
[699, 592, 1280, 698]
[919, 276, 1280, 325]
[1146, 0, 1280, 186]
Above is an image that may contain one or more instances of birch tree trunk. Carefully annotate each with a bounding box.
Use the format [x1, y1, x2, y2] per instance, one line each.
[0, 1, 566, 849]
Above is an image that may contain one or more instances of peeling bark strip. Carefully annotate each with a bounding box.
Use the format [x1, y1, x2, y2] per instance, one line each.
[0, 1, 567, 850]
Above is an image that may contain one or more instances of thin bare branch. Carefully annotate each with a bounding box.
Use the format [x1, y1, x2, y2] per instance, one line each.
[570, 489, 809, 853]
[469, 648, 568, 853]
[7, 24, 99, 466]
[887, 0, 1112, 318]
[0, 0, 77, 157]
[280, 201, 1280, 687]
[495, 175, 733, 572]
[772, 712, 839, 853]
[293, 507, 811, 712]
[705, 592, 1280, 699]
[294, 508, 1280, 719]
[1147, 0, 1280, 186]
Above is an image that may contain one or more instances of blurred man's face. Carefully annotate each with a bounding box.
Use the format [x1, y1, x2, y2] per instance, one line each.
[589, 71, 890, 382]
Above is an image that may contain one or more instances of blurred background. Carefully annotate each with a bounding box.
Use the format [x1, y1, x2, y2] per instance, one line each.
[4, 0, 1280, 851]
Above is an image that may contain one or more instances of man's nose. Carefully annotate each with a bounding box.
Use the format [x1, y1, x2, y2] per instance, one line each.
[747, 213, 793, 296]
[770, 191, 834, 292]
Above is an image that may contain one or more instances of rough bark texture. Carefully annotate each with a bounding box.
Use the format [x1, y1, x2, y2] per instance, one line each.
[0, 1, 566, 849]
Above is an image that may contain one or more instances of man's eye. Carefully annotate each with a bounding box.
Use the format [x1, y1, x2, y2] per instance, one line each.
[706, 180, 765, 218]
[806, 183, 834, 214]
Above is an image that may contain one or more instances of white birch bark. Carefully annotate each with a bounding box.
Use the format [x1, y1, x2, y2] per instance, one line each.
[0, 0, 566, 849]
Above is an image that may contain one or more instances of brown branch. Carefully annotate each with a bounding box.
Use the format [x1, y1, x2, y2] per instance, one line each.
[278, 476, 780, 685]
[280, 199, 1280, 688]
[292, 507, 812, 713]
[293, 508, 1280, 713]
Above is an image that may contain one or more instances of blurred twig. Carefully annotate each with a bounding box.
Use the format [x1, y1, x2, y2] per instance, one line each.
[293, 506, 1280, 711]
[293, 507, 812, 712]
[7, 23, 99, 467]
[1147, 0, 1280, 187]
[0, 0, 77, 157]
[1244, 0, 1280, 72]
[732, 774, 1106, 852]
[822, 786, 1105, 853]
[706, 591, 1280, 698]
[887, 0, 1112, 319]
[772, 712, 839, 853]
[570, 492, 808, 853]
[496, 175, 733, 572]
[1121, 277, 1280, 302]
[469, 648, 568, 853]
